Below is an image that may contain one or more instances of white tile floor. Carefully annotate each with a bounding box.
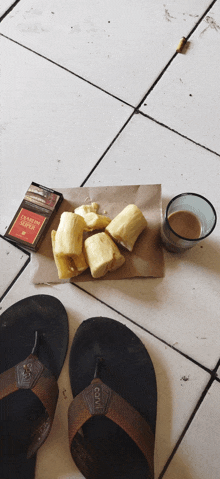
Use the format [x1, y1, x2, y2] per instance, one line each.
[0, 1, 220, 478]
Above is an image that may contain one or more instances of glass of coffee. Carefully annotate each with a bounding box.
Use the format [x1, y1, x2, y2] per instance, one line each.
[162, 193, 217, 253]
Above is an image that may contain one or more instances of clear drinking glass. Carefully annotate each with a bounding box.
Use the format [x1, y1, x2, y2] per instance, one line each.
[162, 193, 217, 253]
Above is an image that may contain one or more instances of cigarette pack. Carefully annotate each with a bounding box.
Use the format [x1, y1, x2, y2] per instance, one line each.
[5, 182, 63, 251]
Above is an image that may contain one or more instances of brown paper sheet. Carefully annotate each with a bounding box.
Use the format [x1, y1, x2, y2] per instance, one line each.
[31, 184, 164, 283]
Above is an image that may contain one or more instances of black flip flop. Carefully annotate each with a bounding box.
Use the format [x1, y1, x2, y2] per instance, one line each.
[68, 317, 157, 479]
[0, 294, 69, 479]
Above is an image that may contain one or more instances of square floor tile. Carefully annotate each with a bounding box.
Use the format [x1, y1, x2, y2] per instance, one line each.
[162, 380, 220, 479]
[140, 3, 220, 154]
[0, 268, 211, 478]
[0, 0, 213, 104]
[0, 35, 132, 233]
[82, 114, 220, 370]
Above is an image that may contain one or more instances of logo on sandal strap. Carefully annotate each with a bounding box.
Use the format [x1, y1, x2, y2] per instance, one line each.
[83, 379, 112, 415]
[16, 355, 44, 389]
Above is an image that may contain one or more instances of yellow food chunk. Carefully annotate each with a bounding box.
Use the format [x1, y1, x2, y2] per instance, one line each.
[83, 212, 111, 231]
[73, 251, 88, 272]
[105, 204, 147, 252]
[54, 212, 86, 256]
[74, 202, 99, 218]
[74, 202, 111, 231]
[51, 231, 88, 279]
[84, 232, 125, 279]
[51, 230, 79, 279]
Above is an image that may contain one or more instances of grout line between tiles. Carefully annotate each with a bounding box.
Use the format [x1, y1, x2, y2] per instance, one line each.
[183, 0, 218, 40]
[213, 358, 220, 382]
[81, 104, 220, 185]
[80, 0, 219, 184]
[0, 0, 21, 22]
[135, 0, 218, 110]
[138, 111, 220, 158]
[0, 236, 31, 303]
[0, 33, 134, 109]
[82, 96, 220, 187]
[135, 53, 177, 111]
[71, 282, 216, 376]
[80, 111, 136, 186]
[158, 373, 219, 478]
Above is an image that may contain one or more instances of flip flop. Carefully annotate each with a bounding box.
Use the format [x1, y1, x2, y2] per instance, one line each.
[0, 294, 69, 479]
[68, 317, 157, 479]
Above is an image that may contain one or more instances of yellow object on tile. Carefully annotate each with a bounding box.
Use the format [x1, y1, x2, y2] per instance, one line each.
[84, 232, 125, 278]
[106, 204, 147, 251]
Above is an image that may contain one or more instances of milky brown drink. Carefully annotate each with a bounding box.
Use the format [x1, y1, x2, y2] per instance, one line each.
[168, 210, 201, 239]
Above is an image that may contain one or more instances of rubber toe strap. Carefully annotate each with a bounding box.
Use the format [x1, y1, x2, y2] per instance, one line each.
[68, 378, 155, 477]
[0, 354, 58, 458]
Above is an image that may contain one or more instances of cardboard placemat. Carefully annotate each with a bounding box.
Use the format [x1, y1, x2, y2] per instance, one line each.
[31, 184, 164, 283]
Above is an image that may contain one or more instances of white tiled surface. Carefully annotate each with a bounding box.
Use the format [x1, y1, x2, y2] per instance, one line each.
[163, 380, 220, 479]
[0, 0, 214, 104]
[140, 3, 220, 154]
[0, 236, 29, 299]
[0, 35, 132, 232]
[1, 0, 220, 477]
